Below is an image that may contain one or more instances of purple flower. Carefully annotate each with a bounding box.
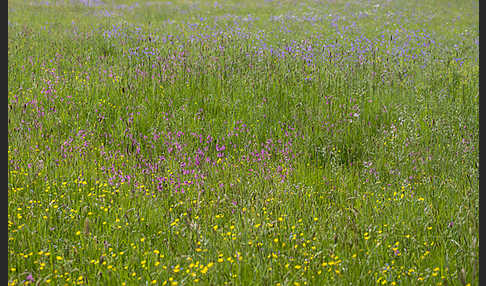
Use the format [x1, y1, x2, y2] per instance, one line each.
[25, 274, 34, 283]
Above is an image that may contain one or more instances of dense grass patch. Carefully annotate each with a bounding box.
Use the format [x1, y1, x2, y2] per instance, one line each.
[8, 0, 478, 285]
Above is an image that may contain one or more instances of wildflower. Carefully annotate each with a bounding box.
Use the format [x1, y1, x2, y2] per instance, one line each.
[25, 274, 34, 283]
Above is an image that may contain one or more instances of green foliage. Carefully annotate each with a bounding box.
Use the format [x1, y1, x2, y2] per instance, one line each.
[8, 0, 478, 285]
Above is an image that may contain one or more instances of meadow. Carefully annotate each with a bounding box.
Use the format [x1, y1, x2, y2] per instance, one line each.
[8, 0, 478, 285]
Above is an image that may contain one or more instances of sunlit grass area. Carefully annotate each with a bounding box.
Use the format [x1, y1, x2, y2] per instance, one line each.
[8, 0, 478, 285]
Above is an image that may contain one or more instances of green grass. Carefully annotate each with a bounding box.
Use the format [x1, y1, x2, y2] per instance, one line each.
[8, 0, 478, 285]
